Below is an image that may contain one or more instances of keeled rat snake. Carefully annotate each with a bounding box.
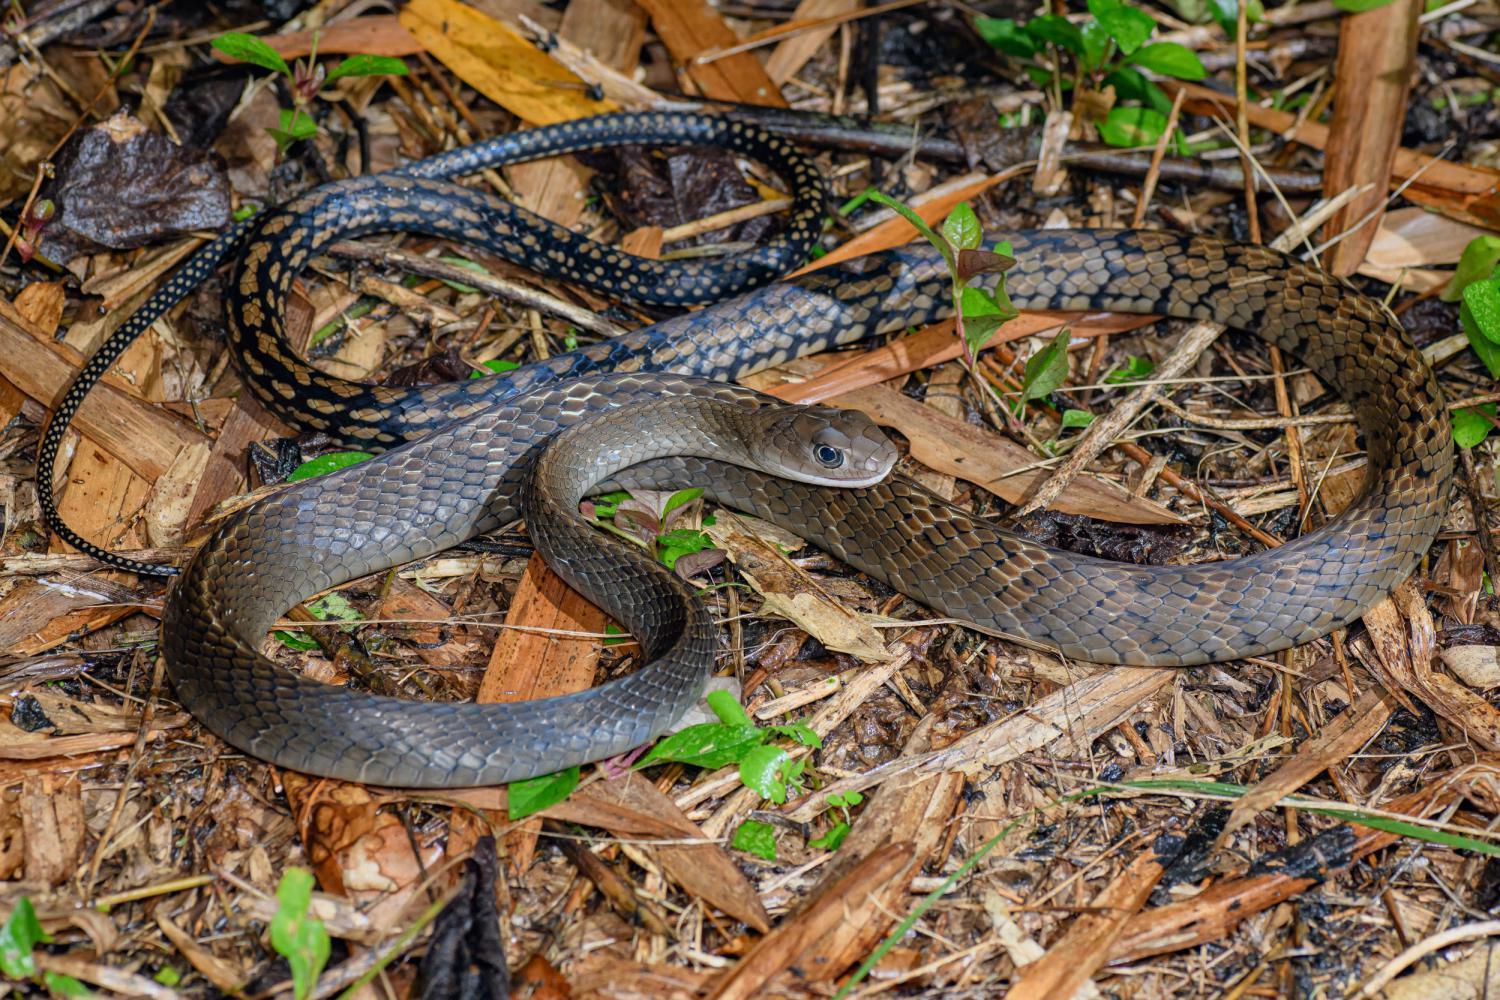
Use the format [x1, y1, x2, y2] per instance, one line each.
[37, 112, 1453, 785]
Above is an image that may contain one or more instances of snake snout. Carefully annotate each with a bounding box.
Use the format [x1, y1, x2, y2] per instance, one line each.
[766, 406, 897, 487]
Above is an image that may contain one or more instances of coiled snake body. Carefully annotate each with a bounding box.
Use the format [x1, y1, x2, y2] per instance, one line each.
[40, 113, 1453, 786]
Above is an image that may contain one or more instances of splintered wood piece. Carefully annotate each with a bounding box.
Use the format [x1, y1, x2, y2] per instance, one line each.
[20, 774, 85, 887]
[479, 551, 611, 870]
[762, 369, 1181, 525]
[634, 0, 787, 107]
[705, 841, 915, 1000]
[479, 552, 611, 706]
[0, 304, 204, 482]
[52, 439, 151, 558]
[1219, 688, 1394, 840]
[183, 392, 291, 534]
[1111, 785, 1448, 962]
[1321, 0, 1421, 275]
[577, 774, 772, 932]
[764, 0, 859, 85]
[779, 717, 965, 983]
[1008, 843, 1168, 999]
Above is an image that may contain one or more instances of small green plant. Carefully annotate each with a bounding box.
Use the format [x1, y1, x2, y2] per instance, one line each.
[273, 592, 362, 651]
[504, 691, 821, 823]
[808, 790, 864, 851]
[862, 194, 1018, 366]
[975, 0, 1208, 149]
[508, 766, 581, 820]
[732, 819, 779, 860]
[1104, 354, 1157, 384]
[585, 486, 722, 577]
[1, 897, 93, 996]
[270, 869, 331, 1000]
[211, 32, 408, 156]
[1447, 235, 1500, 447]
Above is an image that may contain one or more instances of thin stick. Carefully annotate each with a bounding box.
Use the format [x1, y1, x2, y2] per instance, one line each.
[693, 0, 926, 65]
[1131, 87, 1187, 227]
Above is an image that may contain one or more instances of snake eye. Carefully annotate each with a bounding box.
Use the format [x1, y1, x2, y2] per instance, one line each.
[814, 443, 844, 468]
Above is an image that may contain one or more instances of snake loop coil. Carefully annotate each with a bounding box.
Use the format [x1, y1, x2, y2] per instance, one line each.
[38, 113, 1452, 786]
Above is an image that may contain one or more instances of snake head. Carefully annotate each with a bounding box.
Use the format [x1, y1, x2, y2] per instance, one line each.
[755, 405, 897, 487]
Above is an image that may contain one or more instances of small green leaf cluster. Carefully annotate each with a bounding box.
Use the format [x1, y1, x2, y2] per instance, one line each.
[1, 898, 92, 996]
[269, 869, 331, 1000]
[975, 0, 1209, 149]
[864, 193, 1017, 365]
[273, 592, 363, 651]
[586, 486, 722, 576]
[1448, 235, 1500, 447]
[808, 790, 864, 851]
[211, 31, 408, 156]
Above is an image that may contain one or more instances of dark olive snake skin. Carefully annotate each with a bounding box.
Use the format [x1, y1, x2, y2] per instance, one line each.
[40, 113, 1453, 786]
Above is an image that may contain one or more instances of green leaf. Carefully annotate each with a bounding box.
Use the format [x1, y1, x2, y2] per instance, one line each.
[1088, 0, 1156, 54]
[507, 766, 580, 820]
[1022, 329, 1072, 401]
[603, 623, 629, 646]
[707, 689, 754, 728]
[277, 107, 318, 142]
[1080, 18, 1112, 72]
[212, 32, 291, 76]
[827, 790, 864, 808]
[1129, 41, 1207, 80]
[1464, 304, 1500, 379]
[436, 254, 491, 293]
[1, 897, 49, 979]
[153, 966, 182, 986]
[1113, 71, 1174, 117]
[469, 359, 520, 378]
[662, 487, 705, 523]
[656, 528, 715, 569]
[809, 820, 851, 851]
[638, 723, 766, 769]
[973, 16, 1037, 59]
[269, 869, 330, 1000]
[1332, 0, 1401, 10]
[960, 285, 1016, 358]
[1464, 276, 1500, 343]
[306, 593, 361, 623]
[941, 202, 983, 251]
[768, 721, 821, 748]
[1099, 106, 1168, 147]
[1105, 354, 1157, 383]
[324, 54, 409, 82]
[43, 971, 93, 997]
[1060, 408, 1096, 429]
[1453, 406, 1496, 449]
[274, 630, 320, 651]
[865, 190, 952, 269]
[1444, 235, 1500, 302]
[1206, 0, 1263, 33]
[287, 450, 373, 481]
[731, 820, 778, 860]
[740, 745, 793, 803]
[1023, 14, 1085, 56]
[587, 490, 632, 519]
